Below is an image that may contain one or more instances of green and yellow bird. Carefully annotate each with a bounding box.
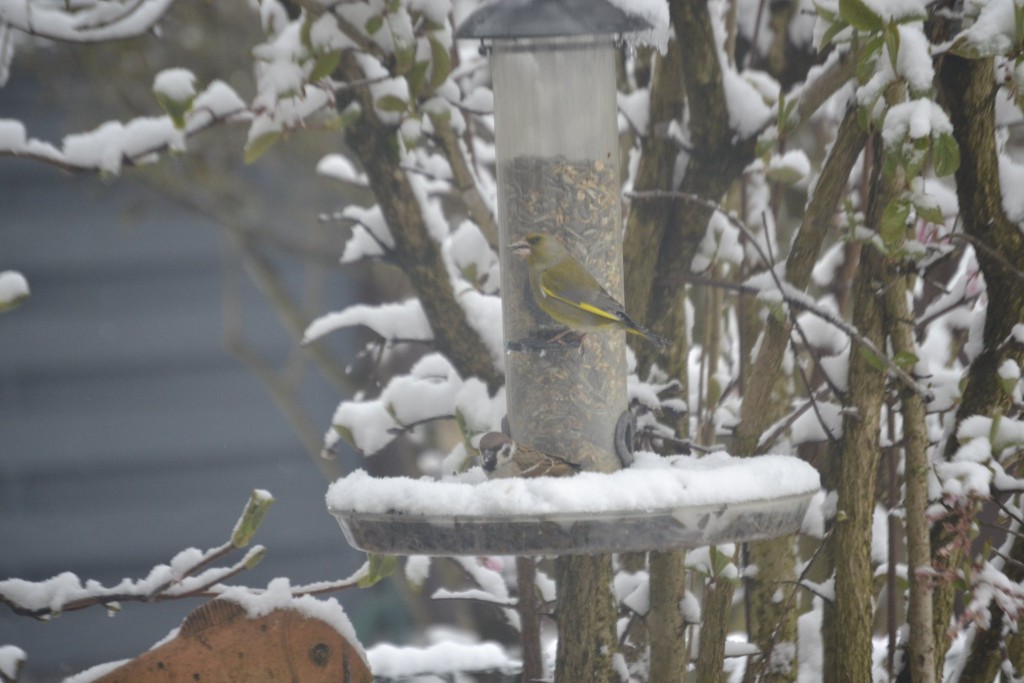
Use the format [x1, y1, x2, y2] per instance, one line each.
[510, 232, 668, 347]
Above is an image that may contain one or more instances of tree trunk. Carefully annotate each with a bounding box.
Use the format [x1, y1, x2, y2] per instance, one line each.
[517, 557, 543, 683]
[555, 554, 618, 682]
[824, 129, 891, 681]
[883, 269, 936, 683]
[649, 550, 689, 683]
[933, 51, 1024, 679]
[733, 109, 867, 682]
[694, 573, 736, 683]
[825, 240, 886, 683]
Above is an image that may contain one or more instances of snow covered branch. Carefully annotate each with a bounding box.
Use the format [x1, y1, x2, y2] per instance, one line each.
[0, 0, 175, 43]
[0, 80, 249, 175]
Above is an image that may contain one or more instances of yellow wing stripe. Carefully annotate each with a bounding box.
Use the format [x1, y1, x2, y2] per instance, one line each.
[540, 283, 620, 322]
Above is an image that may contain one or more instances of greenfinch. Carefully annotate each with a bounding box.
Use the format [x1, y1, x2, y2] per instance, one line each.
[510, 232, 668, 346]
[479, 432, 581, 478]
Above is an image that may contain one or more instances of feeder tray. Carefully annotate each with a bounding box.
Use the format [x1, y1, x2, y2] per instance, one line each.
[327, 454, 819, 556]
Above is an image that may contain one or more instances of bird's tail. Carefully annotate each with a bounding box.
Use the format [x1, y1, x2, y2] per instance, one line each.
[626, 319, 669, 347]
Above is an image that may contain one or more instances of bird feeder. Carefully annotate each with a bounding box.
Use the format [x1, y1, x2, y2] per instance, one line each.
[458, 0, 652, 472]
[327, 0, 821, 558]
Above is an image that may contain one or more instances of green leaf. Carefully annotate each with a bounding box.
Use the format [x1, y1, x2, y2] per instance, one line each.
[365, 14, 383, 35]
[300, 14, 314, 50]
[813, 1, 840, 23]
[394, 44, 416, 75]
[883, 19, 900, 71]
[755, 136, 776, 159]
[376, 94, 409, 113]
[819, 19, 849, 50]
[856, 35, 884, 84]
[428, 37, 452, 91]
[461, 262, 480, 287]
[406, 60, 429, 100]
[767, 301, 787, 324]
[337, 102, 363, 128]
[1016, 2, 1024, 52]
[880, 198, 910, 249]
[333, 423, 356, 448]
[893, 351, 919, 370]
[915, 201, 944, 225]
[244, 130, 282, 164]
[933, 133, 960, 176]
[155, 92, 195, 130]
[311, 50, 342, 81]
[765, 162, 805, 185]
[840, 0, 883, 32]
[231, 489, 276, 547]
[859, 345, 888, 372]
[358, 553, 398, 587]
[244, 546, 267, 569]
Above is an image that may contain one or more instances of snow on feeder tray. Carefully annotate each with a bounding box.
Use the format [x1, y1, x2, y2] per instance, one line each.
[327, 451, 820, 556]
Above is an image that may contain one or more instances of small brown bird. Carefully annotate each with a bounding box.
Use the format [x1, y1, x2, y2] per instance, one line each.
[479, 432, 581, 479]
[510, 232, 668, 347]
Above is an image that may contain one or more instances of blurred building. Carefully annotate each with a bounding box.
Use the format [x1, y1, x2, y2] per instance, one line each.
[0, 68, 387, 680]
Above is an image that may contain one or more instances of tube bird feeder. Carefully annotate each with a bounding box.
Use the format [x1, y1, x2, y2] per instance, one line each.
[458, 0, 651, 472]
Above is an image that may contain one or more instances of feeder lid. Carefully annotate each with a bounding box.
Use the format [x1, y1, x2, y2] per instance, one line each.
[327, 453, 820, 556]
[455, 0, 653, 40]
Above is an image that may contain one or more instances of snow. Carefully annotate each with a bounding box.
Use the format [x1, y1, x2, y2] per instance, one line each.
[0, 80, 246, 173]
[331, 397, 400, 455]
[63, 659, 130, 683]
[368, 641, 520, 677]
[303, 298, 432, 344]
[722, 68, 773, 139]
[217, 578, 367, 665]
[896, 23, 933, 94]
[454, 378, 505, 435]
[950, 0, 1017, 57]
[811, 242, 846, 287]
[405, 555, 431, 588]
[460, 86, 494, 114]
[0, 0, 174, 42]
[606, 0, 671, 52]
[788, 401, 843, 446]
[381, 354, 461, 427]
[444, 220, 500, 293]
[327, 451, 820, 517]
[618, 88, 650, 134]
[766, 150, 811, 185]
[0, 645, 24, 680]
[316, 154, 367, 185]
[998, 155, 1024, 224]
[152, 68, 196, 102]
[0, 269, 29, 306]
[881, 98, 953, 149]
[0, 541, 263, 614]
[614, 571, 650, 615]
[801, 490, 827, 538]
[1013, 324, 1024, 345]
[458, 288, 504, 367]
[308, 12, 352, 52]
[860, 0, 926, 21]
[0, 119, 25, 149]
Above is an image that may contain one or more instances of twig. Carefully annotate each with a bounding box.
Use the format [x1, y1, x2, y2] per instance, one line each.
[951, 233, 1024, 283]
[387, 414, 457, 436]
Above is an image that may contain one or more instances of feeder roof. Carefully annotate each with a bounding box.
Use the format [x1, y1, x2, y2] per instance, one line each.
[455, 0, 653, 40]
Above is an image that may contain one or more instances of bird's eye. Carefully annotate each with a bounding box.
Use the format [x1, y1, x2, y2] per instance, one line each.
[527, 235, 540, 244]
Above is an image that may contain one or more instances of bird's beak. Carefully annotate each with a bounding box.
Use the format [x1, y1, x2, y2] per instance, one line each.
[509, 240, 530, 258]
